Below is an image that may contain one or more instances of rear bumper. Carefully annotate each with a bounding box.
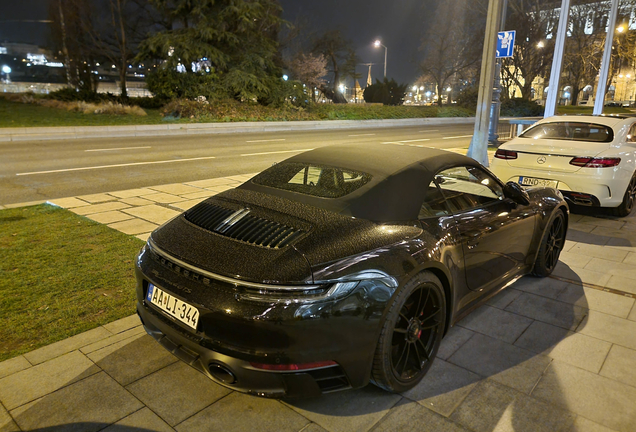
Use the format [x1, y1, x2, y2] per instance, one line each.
[136, 303, 352, 398]
[134, 245, 390, 398]
[491, 163, 629, 207]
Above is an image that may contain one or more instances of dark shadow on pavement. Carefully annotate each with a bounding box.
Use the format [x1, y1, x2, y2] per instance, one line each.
[286, 267, 589, 432]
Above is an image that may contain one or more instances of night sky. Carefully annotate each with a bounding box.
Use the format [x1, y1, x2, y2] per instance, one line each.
[1, 0, 429, 84]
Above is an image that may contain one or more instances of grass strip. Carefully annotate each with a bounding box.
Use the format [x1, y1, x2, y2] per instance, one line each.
[0, 98, 164, 128]
[1, 96, 633, 129]
[0, 204, 145, 361]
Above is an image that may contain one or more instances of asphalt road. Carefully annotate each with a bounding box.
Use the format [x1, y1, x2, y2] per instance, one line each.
[0, 123, 475, 205]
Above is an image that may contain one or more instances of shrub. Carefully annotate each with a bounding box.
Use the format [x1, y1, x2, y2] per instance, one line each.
[44, 100, 147, 116]
[85, 102, 147, 116]
[160, 98, 313, 121]
[437, 106, 475, 117]
[130, 96, 167, 110]
[46, 87, 104, 103]
[363, 78, 408, 105]
[2, 92, 40, 104]
[457, 86, 479, 109]
[1, 93, 147, 116]
[259, 79, 309, 108]
[500, 98, 544, 117]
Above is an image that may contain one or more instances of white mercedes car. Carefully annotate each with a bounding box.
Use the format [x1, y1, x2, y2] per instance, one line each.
[490, 115, 636, 217]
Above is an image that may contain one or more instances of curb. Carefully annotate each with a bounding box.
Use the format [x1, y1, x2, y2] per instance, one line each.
[0, 117, 476, 142]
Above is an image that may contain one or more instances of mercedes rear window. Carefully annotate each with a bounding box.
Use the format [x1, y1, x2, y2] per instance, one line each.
[519, 122, 613, 142]
[251, 162, 372, 198]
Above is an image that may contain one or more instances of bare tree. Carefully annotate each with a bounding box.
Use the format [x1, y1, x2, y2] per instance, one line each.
[311, 30, 358, 103]
[500, 0, 558, 100]
[563, 1, 607, 105]
[84, 0, 153, 98]
[48, 0, 98, 91]
[288, 53, 327, 102]
[419, 0, 485, 105]
[604, 1, 636, 100]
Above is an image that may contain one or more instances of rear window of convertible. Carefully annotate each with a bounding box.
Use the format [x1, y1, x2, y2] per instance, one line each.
[519, 122, 613, 143]
[251, 162, 372, 198]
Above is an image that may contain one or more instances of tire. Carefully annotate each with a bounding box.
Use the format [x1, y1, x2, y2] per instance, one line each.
[613, 172, 636, 217]
[532, 210, 566, 277]
[371, 272, 446, 393]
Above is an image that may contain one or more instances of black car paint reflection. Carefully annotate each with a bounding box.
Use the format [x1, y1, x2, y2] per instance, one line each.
[135, 144, 568, 398]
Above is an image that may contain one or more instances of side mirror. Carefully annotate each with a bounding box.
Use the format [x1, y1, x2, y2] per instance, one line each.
[503, 181, 530, 206]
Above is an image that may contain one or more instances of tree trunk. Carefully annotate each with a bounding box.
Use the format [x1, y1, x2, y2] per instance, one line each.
[521, 84, 533, 100]
[435, 78, 446, 105]
[571, 83, 581, 106]
[119, 66, 127, 98]
[328, 54, 347, 103]
[116, 0, 127, 98]
[319, 85, 346, 103]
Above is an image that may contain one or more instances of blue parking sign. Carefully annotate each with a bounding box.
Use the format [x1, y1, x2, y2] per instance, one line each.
[496, 31, 516, 58]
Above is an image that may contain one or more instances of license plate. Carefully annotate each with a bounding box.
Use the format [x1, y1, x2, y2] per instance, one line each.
[146, 284, 199, 330]
[518, 176, 558, 188]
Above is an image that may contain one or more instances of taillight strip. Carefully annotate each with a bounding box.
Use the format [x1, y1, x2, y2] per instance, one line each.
[494, 149, 518, 160]
[569, 157, 621, 168]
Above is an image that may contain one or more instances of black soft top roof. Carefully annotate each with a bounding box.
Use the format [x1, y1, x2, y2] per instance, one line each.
[241, 143, 482, 221]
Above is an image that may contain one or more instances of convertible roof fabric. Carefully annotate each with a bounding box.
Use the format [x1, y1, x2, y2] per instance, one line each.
[241, 143, 483, 221]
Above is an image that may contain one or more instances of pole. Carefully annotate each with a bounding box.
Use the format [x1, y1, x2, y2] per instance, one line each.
[488, 0, 508, 144]
[544, 0, 571, 118]
[383, 46, 387, 78]
[466, 0, 505, 167]
[58, 0, 72, 87]
[593, 0, 620, 115]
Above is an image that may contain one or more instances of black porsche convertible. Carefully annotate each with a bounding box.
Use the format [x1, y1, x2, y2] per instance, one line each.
[134, 143, 568, 398]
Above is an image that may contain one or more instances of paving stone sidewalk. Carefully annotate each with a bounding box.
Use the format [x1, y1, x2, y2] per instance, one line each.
[2, 169, 636, 432]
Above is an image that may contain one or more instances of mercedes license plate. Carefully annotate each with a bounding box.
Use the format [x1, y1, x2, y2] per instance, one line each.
[146, 284, 199, 330]
[519, 176, 558, 188]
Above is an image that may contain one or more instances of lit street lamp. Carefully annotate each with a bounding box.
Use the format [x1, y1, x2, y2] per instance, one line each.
[2, 65, 11, 83]
[373, 40, 387, 78]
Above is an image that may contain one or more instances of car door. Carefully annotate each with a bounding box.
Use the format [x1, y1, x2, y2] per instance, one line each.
[434, 165, 537, 291]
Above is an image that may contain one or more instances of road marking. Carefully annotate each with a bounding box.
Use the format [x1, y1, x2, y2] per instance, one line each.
[85, 146, 151, 152]
[16, 156, 217, 176]
[442, 135, 473, 139]
[381, 138, 431, 144]
[418, 130, 439, 133]
[240, 149, 313, 157]
[245, 139, 286, 143]
[348, 133, 376, 137]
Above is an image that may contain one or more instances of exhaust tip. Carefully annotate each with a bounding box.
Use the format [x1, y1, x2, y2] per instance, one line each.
[209, 363, 237, 384]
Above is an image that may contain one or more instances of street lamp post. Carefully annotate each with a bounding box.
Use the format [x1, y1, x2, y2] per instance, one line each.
[374, 40, 387, 78]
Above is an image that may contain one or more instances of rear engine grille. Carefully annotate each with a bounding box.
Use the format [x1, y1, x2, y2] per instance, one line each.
[185, 202, 235, 231]
[185, 202, 304, 249]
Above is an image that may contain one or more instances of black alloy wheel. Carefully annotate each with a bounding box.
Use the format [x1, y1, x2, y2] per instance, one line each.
[614, 172, 636, 217]
[532, 210, 566, 277]
[371, 272, 446, 393]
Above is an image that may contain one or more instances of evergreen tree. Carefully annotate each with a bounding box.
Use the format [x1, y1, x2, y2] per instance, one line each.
[137, 0, 285, 102]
